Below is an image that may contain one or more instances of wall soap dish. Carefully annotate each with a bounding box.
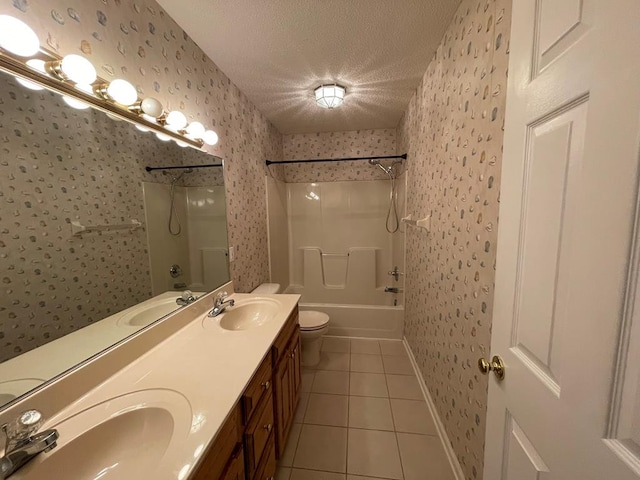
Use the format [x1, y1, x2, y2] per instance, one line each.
[70, 219, 144, 237]
[401, 214, 431, 232]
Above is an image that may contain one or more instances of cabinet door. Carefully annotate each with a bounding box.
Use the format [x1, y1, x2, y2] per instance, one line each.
[275, 351, 292, 456]
[220, 444, 244, 480]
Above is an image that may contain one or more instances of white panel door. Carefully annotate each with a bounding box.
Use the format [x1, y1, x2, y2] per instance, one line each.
[484, 0, 640, 479]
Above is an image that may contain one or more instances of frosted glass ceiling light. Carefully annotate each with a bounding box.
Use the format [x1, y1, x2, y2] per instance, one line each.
[155, 132, 171, 142]
[15, 77, 43, 91]
[140, 97, 163, 118]
[203, 130, 219, 146]
[175, 139, 189, 148]
[185, 121, 205, 139]
[49, 54, 97, 84]
[104, 79, 138, 106]
[314, 84, 346, 109]
[166, 111, 187, 130]
[0, 15, 40, 57]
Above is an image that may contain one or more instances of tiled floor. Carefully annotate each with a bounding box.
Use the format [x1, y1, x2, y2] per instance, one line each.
[276, 337, 455, 480]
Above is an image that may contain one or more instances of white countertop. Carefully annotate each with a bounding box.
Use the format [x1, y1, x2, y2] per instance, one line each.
[8, 290, 300, 480]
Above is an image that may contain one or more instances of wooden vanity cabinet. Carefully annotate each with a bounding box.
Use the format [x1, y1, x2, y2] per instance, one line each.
[273, 307, 301, 458]
[190, 305, 300, 480]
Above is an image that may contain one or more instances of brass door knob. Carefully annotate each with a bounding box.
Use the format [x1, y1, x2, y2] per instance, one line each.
[478, 355, 505, 381]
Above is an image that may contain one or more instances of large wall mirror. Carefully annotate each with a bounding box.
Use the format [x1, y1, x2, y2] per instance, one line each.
[0, 68, 230, 408]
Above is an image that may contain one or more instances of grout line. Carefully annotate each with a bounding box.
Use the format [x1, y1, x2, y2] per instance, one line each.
[383, 357, 406, 480]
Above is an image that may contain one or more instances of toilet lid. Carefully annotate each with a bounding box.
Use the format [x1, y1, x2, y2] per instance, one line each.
[299, 311, 329, 331]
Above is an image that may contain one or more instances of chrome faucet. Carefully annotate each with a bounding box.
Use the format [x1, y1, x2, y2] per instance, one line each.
[176, 290, 198, 306]
[387, 266, 403, 282]
[208, 291, 235, 317]
[384, 286, 400, 294]
[0, 410, 58, 479]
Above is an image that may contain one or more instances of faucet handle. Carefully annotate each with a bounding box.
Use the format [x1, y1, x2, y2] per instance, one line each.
[4, 410, 43, 441]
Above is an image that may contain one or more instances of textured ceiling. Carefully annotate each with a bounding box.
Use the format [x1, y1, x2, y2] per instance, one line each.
[156, 0, 461, 134]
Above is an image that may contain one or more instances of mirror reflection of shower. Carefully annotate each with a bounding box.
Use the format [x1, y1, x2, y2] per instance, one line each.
[164, 168, 194, 235]
[369, 159, 402, 233]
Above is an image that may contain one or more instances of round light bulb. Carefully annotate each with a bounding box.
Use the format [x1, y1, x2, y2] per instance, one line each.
[135, 125, 150, 133]
[186, 121, 205, 138]
[155, 132, 171, 142]
[140, 97, 163, 118]
[175, 140, 188, 148]
[26, 59, 46, 73]
[15, 77, 43, 91]
[203, 130, 219, 146]
[166, 110, 187, 129]
[74, 83, 94, 95]
[60, 54, 96, 84]
[106, 79, 138, 106]
[62, 96, 90, 110]
[0, 15, 40, 57]
[106, 113, 124, 122]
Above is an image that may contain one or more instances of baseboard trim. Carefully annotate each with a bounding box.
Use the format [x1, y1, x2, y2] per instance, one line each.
[402, 336, 466, 480]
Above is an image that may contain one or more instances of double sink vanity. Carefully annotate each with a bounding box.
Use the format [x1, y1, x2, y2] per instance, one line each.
[0, 284, 301, 480]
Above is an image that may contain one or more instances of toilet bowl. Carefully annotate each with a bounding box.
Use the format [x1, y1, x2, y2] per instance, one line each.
[299, 310, 330, 367]
[250, 283, 330, 367]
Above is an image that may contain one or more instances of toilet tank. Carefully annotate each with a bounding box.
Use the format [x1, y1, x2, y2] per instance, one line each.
[251, 283, 281, 294]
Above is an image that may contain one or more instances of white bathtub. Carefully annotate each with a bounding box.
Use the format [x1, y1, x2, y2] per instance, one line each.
[298, 302, 404, 339]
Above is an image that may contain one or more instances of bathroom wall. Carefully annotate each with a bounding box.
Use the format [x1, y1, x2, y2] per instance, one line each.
[282, 129, 398, 183]
[397, 0, 511, 479]
[0, 0, 283, 293]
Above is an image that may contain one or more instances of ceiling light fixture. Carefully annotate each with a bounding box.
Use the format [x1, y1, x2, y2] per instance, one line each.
[314, 84, 346, 109]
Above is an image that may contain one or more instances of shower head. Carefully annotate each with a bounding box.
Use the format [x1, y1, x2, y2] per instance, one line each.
[369, 159, 394, 178]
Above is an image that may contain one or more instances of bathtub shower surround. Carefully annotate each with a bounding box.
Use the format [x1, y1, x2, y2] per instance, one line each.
[143, 183, 229, 295]
[397, 0, 512, 478]
[0, 0, 284, 293]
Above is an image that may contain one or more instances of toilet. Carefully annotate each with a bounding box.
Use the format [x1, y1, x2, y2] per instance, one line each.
[251, 283, 330, 367]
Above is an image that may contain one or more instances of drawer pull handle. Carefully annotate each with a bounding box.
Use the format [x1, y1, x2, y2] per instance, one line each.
[261, 380, 270, 390]
[263, 423, 273, 432]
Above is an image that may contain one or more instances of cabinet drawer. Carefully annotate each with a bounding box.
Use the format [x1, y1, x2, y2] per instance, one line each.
[245, 393, 275, 477]
[253, 440, 276, 480]
[272, 307, 299, 364]
[242, 352, 273, 424]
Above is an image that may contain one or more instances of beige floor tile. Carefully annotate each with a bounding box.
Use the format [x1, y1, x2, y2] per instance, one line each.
[322, 336, 351, 353]
[293, 391, 310, 424]
[383, 355, 414, 375]
[312, 370, 350, 395]
[349, 372, 389, 397]
[290, 469, 346, 480]
[276, 467, 292, 480]
[280, 423, 302, 467]
[304, 393, 349, 427]
[350, 339, 381, 355]
[317, 351, 351, 371]
[379, 340, 408, 357]
[293, 424, 348, 473]
[301, 370, 315, 393]
[350, 354, 384, 373]
[386, 374, 423, 400]
[347, 476, 388, 479]
[347, 429, 403, 479]
[348, 396, 394, 431]
[390, 398, 437, 435]
[397, 433, 455, 480]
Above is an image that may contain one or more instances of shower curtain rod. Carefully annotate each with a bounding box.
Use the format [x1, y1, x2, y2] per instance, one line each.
[145, 161, 223, 172]
[265, 153, 407, 166]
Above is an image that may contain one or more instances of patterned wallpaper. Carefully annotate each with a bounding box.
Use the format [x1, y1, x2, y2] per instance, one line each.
[0, 0, 283, 294]
[397, 0, 511, 479]
[281, 129, 400, 183]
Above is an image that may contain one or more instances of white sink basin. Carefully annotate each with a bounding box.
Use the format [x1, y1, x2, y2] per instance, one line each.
[117, 298, 180, 327]
[14, 389, 193, 480]
[0, 378, 46, 404]
[204, 297, 280, 331]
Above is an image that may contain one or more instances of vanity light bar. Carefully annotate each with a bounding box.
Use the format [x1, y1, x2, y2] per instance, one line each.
[0, 15, 219, 149]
